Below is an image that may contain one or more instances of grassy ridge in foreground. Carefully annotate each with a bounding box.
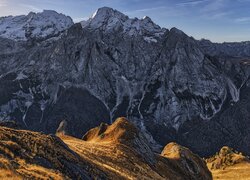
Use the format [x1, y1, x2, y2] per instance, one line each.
[0, 118, 213, 179]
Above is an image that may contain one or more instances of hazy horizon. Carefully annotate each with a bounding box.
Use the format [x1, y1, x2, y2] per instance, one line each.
[0, 0, 250, 43]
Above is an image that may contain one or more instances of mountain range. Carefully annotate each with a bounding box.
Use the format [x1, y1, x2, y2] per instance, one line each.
[0, 7, 249, 159]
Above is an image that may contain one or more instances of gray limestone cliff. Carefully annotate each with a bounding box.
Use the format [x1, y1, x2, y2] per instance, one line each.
[0, 7, 249, 156]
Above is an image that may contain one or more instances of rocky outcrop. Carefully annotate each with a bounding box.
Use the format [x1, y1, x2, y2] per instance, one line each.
[206, 146, 250, 180]
[206, 146, 250, 170]
[162, 142, 212, 180]
[56, 120, 69, 135]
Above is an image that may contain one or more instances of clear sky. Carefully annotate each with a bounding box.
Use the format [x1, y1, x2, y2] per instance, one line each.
[0, 0, 250, 42]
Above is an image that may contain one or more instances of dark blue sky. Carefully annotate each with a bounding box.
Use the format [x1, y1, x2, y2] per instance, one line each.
[0, 0, 250, 42]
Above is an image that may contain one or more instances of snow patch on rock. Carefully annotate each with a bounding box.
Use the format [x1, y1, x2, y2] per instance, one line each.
[144, 36, 158, 43]
[226, 78, 240, 102]
[82, 7, 166, 37]
[0, 10, 73, 41]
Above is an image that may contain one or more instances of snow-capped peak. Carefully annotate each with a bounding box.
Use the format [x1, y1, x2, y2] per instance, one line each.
[91, 7, 127, 20]
[86, 7, 128, 29]
[0, 10, 73, 41]
[82, 7, 166, 38]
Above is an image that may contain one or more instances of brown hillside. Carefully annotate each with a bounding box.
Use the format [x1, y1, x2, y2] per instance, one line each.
[0, 117, 212, 179]
[61, 117, 212, 179]
[0, 126, 106, 179]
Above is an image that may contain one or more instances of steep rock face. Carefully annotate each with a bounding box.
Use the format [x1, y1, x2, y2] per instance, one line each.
[178, 84, 250, 156]
[0, 65, 110, 137]
[0, 7, 249, 156]
[178, 40, 250, 156]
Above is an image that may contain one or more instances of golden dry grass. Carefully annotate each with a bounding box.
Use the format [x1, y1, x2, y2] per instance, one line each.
[82, 117, 138, 144]
[0, 118, 213, 179]
[0, 126, 103, 179]
[61, 134, 164, 180]
[61, 135, 213, 180]
[209, 162, 250, 180]
[207, 146, 250, 180]
[0, 126, 72, 179]
[60, 118, 212, 180]
[0, 169, 21, 180]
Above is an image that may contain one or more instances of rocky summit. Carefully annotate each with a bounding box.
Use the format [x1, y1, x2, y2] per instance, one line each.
[206, 146, 250, 179]
[0, 7, 249, 158]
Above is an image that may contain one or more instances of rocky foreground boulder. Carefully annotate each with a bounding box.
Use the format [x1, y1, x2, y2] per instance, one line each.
[162, 142, 212, 180]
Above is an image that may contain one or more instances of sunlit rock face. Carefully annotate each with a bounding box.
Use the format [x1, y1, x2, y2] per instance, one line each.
[0, 7, 249, 156]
